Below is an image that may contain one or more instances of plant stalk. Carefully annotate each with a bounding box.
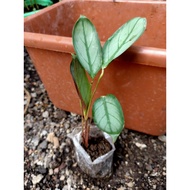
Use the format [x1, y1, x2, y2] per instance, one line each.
[82, 69, 105, 148]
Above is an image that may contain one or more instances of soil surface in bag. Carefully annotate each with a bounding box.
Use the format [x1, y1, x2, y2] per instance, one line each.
[81, 136, 112, 161]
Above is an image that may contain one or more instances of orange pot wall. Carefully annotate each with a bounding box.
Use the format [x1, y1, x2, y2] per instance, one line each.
[24, 0, 166, 136]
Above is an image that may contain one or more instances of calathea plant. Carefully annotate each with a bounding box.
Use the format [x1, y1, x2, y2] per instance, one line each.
[70, 15, 147, 148]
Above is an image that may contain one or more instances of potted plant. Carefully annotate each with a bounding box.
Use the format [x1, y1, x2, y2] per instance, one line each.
[67, 15, 146, 178]
[24, 0, 166, 136]
[24, 0, 54, 17]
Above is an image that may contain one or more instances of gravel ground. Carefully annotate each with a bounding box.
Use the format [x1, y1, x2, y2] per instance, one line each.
[24, 48, 166, 190]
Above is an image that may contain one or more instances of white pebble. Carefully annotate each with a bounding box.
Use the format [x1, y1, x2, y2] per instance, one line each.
[151, 172, 158, 176]
[60, 175, 65, 181]
[66, 168, 69, 176]
[31, 93, 37, 98]
[66, 129, 71, 134]
[41, 130, 48, 136]
[67, 177, 72, 190]
[31, 174, 43, 185]
[135, 142, 147, 149]
[36, 160, 43, 166]
[42, 111, 49, 118]
[49, 169, 53, 175]
[70, 112, 77, 116]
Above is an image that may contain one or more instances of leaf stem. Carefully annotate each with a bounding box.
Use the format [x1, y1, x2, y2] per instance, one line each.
[92, 69, 104, 99]
[82, 69, 104, 148]
[84, 69, 104, 121]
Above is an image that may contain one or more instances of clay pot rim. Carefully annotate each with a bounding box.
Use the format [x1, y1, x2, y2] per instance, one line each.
[24, 32, 166, 68]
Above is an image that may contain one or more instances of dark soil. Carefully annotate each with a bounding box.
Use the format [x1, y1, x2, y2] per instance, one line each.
[82, 136, 112, 161]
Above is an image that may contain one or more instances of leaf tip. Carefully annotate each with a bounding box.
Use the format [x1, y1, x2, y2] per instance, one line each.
[79, 15, 86, 19]
[142, 17, 147, 29]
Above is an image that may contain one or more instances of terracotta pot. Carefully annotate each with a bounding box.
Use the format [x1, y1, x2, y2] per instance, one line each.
[24, 0, 166, 136]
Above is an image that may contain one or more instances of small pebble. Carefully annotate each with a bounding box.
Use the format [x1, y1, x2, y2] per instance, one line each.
[65, 146, 70, 153]
[67, 177, 72, 189]
[38, 140, 47, 150]
[146, 164, 153, 171]
[36, 166, 47, 174]
[66, 129, 71, 134]
[49, 169, 53, 175]
[54, 167, 59, 174]
[31, 174, 43, 185]
[70, 112, 77, 116]
[31, 136, 40, 148]
[60, 175, 65, 181]
[53, 137, 60, 148]
[158, 135, 166, 142]
[31, 92, 37, 98]
[42, 111, 49, 118]
[46, 132, 55, 143]
[135, 142, 147, 149]
[127, 182, 134, 188]
[151, 172, 158, 176]
[41, 130, 48, 136]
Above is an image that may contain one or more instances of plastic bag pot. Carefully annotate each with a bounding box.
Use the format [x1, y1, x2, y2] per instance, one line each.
[24, 0, 166, 136]
[67, 125, 115, 178]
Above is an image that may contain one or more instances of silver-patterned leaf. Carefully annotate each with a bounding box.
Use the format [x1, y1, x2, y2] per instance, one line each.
[102, 17, 147, 68]
[92, 94, 124, 141]
[72, 15, 102, 78]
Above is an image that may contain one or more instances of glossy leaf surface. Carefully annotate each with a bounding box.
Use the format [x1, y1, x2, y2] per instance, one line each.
[70, 54, 91, 108]
[102, 17, 147, 68]
[93, 94, 124, 141]
[72, 15, 102, 79]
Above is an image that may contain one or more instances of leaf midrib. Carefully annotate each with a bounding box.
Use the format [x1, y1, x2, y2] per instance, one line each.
[82, 19, 93, 76]
[103, 18, 141, 67]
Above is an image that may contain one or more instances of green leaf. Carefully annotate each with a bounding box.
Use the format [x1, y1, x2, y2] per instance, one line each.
[72, 15, 102, 79]
[102, 17, 147, 68]
[70, 54, 91, 108]
[92, 94, 124, 142]
[24, 0, 53, 7]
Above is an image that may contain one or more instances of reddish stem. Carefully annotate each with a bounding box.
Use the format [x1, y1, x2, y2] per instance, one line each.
[82, 119, 89, 148]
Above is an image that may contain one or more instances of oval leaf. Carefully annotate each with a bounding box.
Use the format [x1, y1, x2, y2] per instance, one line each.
[72, 15, 102, 78]
[102, 17, 147, 68]
[70, 54, 91, 108]
[92, 94, 124, 139]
